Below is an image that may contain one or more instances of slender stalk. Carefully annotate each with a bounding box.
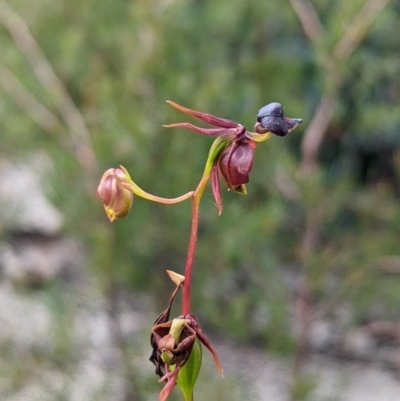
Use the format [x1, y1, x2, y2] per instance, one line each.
[182, 177, 211, 315]
[134, 189, 195, 205]
[181, 137, 228, 315]
[182, 197, 200, 316]
[119, 165, 194, 205]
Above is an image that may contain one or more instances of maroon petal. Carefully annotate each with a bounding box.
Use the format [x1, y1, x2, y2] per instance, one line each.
[166, 100, 239, 128]
[195, 329, 224, 377]
[150, 281, 183, 376]
[159, 367, 180, 401]
[211, 163, 223, 215]
[153, 281, 181, 326]
[218, 142, 237, 190]
[163, 122, 241, 137]
[218, 140, 256, 188]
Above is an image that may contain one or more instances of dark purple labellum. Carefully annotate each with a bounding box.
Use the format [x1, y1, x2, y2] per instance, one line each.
[257, 102, 303, 137]
[218, 139, 256, 189]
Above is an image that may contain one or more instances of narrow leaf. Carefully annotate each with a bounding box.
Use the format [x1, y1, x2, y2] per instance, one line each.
[177, 339, 203, 401]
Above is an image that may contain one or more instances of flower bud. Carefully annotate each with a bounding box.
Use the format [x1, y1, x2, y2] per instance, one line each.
[96, 168, 134, 222]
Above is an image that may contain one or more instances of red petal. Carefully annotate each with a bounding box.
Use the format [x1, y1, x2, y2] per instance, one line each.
[159, 368, 180, 401]
[166, 100, 239, 128]
[195, 329, 224, 377]
[163, 123, 240, 137]
[211, 163, 223, 215]
[218, 140, 255, 187]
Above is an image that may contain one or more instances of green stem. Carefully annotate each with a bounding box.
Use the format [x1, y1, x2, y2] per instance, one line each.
[131, 186, 194, 204]
[119, 164, 194, 205]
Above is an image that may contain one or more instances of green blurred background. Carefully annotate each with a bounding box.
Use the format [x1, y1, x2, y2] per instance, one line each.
[1, 0, 400, 400]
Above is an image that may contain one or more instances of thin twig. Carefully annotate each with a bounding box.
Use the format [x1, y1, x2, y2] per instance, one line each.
[288, 0, 324, 43]
[292, 279, 312, 375]
[334, 0, 392, 60]
[300, 94, 337, 173]
[0, 63, 61, 133]
[0, 62, 78, 158]
[291, 0, 391, 174]
[0, 0, 98, 176]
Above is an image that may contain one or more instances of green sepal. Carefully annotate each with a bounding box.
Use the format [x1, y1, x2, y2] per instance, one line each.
[234, 184, 247, 194]
[161, 349, 174, 365]
[170, 318, 189, 344]
[201, 136, 232, 180]
[176, 339, 202, 401]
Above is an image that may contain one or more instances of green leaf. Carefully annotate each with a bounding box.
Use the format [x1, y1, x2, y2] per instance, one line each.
[176, 339, 202, 401]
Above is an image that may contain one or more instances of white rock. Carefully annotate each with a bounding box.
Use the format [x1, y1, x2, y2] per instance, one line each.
[0, 156, 63, 235]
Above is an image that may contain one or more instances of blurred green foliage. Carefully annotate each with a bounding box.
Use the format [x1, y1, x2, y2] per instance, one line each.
[1, 0, 400, 359]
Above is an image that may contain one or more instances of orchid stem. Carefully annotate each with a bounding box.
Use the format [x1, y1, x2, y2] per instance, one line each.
[182, 197, 200, 316]
[182, 167, 213, 315]
[181, 136, 230, 315]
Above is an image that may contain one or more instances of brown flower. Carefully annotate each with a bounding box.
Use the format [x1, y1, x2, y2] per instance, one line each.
[164, 100, 302, 213]
[149, 275, 223, 401]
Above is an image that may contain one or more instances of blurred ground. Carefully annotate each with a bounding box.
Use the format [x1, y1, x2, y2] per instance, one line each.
[221, 344, 400, 401]
[1, 277, 400, 401]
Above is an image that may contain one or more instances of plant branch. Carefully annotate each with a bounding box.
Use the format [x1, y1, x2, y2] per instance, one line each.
[0, 63, 62, 133]
[334, 0, 391, 60]
[292, 278, 312, 379]
[0, 62, 83, 161]
[300, 94, 337, 174]
[288, 0, 324, 43]
[295, 0, 390, 176]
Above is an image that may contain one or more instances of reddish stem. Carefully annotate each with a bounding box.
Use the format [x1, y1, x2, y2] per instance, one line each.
[182, 197, 200, 315]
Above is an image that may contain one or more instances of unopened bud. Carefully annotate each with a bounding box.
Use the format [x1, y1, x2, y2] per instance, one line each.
[96, 168, 134, 222]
